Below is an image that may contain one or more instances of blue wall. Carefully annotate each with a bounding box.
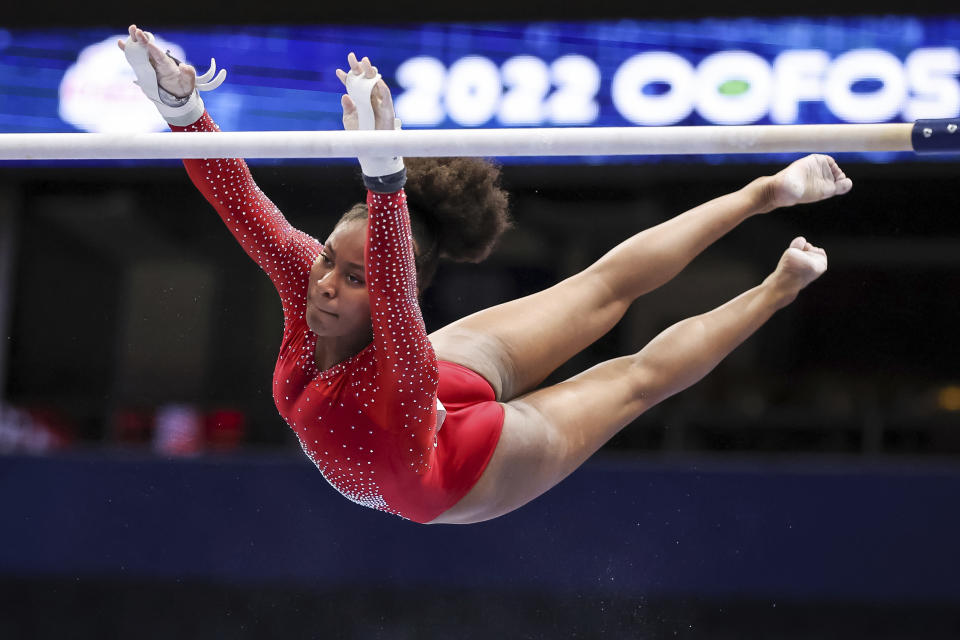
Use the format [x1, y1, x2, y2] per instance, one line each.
[2, 452, 958, 603]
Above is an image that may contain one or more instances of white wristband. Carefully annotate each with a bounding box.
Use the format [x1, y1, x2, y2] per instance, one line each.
[122, 31, 226, 126]
[344, 70, 404, 177]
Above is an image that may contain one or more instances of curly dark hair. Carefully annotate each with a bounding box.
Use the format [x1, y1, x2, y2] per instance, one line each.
[337, 157, 512, 293]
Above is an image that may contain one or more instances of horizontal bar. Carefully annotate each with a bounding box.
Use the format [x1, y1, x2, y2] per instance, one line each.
[912, 118, 960, 154]
[0, 124, 925, 160]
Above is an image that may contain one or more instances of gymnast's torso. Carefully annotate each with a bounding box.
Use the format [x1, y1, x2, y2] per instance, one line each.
[173, 111, 503, 523]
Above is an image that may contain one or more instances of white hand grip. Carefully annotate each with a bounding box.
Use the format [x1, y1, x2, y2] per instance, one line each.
[343, 70, 404, 177]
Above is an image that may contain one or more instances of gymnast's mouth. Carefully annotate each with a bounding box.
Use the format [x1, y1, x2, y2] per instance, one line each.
[313, 305, 338, 318]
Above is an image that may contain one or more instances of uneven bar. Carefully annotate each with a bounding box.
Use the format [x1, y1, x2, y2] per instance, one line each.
[0, 123, 925, 160]
[912, 118, 960, 154]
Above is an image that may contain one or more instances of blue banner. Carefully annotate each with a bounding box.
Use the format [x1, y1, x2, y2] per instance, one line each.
[1, 17, 958, 164]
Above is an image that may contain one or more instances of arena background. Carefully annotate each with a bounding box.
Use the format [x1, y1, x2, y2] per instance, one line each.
[2, 0, 959, 637]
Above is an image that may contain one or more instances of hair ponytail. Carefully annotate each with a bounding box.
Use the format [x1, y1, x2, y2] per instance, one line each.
[403, 157, 512, 291]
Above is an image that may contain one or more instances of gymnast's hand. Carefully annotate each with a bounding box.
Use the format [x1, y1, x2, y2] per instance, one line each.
[762, 154, 853, 212]
[767, 236, 828, 302]
[336, 52, 397, 131]
[117, 24, 196, 98]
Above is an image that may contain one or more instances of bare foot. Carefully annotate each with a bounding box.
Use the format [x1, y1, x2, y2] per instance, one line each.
[765, 154, 853, 210]
[766, 236, 828, 304]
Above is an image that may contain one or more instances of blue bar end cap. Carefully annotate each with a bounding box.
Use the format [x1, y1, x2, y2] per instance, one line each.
[912, 118, 960, 154]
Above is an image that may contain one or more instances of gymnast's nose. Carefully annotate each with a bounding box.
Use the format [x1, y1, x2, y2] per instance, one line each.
[315, 271, 337, 298]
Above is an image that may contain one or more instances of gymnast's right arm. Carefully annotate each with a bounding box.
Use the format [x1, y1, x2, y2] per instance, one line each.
[118, 24, 319, 322]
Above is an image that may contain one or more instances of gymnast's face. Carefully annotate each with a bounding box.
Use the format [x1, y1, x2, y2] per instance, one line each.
[306, 219, 371, 339]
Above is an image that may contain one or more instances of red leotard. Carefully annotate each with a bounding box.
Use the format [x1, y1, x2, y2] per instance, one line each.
[172, 112, 504, 523]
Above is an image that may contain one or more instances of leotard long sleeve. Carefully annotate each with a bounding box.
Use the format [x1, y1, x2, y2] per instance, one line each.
[170, 112, 502, 523]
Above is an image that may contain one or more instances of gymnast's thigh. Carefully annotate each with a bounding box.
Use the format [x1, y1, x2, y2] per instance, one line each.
[428, 401, 523, 524]
[428, 355, 645, 524]
[429, 326, 516, 401]
[427, 400, 565, 524]
[429, 271, 626, 403]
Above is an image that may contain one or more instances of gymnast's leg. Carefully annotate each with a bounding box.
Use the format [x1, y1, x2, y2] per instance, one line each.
[430, 154, 851, 401]
[430, 237, 827, 524]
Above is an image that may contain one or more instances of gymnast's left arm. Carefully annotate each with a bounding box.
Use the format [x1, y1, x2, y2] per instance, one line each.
[338, 53, 440, 425]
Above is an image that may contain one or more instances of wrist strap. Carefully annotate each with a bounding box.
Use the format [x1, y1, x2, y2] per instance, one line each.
[363, 168, 407, 193]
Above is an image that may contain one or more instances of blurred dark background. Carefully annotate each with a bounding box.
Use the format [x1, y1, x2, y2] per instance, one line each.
[2, 1, 960, 638]
[4, 161, 960, 457]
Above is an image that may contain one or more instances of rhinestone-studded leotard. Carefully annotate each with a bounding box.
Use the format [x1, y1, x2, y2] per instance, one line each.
[172, 112, 504, 523]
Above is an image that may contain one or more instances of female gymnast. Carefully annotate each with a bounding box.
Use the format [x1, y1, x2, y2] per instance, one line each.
[119, 25, 852, 525]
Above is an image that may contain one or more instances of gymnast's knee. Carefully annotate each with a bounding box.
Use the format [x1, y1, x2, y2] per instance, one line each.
[622, 353, 660, 414]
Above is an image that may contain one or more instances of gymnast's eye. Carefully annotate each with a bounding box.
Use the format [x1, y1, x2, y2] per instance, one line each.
[347, 273, 364, 286]
[320, 252, 333, 266]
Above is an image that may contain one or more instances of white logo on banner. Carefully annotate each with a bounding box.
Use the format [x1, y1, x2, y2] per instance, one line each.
[59, 36, 188, 133]
[396, 47, 960, 127]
